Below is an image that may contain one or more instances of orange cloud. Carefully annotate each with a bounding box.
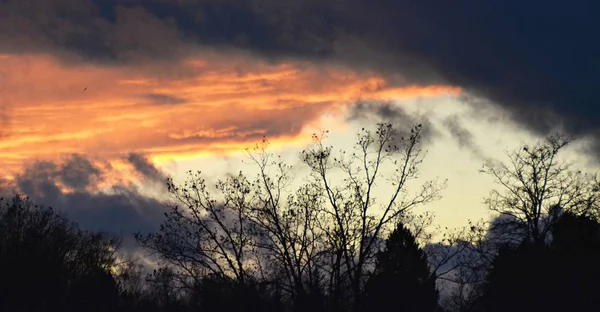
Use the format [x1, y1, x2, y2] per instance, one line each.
[0, 51, 461, 174]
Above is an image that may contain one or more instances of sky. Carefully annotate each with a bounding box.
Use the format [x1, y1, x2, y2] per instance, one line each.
[0, 0, 598, 241]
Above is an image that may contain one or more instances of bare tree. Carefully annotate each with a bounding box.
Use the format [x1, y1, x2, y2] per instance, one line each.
[481, 134, 600, 245]
[432, 221, 492, 312]
[227, 142, 329, 302]
[135, 171, 256, 288]
[137, 123, 444, 311]
[135, 145, 329, 305]
[398, 210, 437, 247]
[300, 123, 445, 309]
[113, 254, 146, 298]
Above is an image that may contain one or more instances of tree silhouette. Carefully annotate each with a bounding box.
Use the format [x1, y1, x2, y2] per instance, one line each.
[363, 222, 439, 312]
[482, 242, 553, 312]
[473, 135, 600, 312]
[0, 195, 120, 312]
[5, 130, 600, 312]
[67, 268, 120, 312]
[189, 273, 281, 312]
[301, 123, 445, 309]
[482, 211, 600, 312]
[430, 221, 491, 312]
[114, 256, 147, 311]
[434, 134, 600, 312]
[481, 134, 600, 246]
[548, 211, 600, 311]
[136, 123, 444, 310]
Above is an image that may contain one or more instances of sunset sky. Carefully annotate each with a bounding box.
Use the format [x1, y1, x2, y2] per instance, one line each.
[0, 0, 598, 238]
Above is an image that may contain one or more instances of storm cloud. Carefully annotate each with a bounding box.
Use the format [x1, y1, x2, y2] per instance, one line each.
[7, 154, 168, 236]
[126, 152, 168, 184]
[347, 100, 438, 142]
[1, 0, 598, 149]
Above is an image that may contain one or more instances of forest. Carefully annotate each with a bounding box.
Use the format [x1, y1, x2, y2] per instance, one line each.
[2, 123, 599, 312]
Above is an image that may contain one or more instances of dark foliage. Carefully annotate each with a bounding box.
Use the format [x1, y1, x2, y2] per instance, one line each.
[364, 222, 439, 312]
[0, 195, 120, 312]
[189, 275, 281, 312]
[482, 212, 600, 312]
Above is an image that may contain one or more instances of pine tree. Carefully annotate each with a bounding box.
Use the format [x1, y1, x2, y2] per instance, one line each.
[364, 222, 439, 312]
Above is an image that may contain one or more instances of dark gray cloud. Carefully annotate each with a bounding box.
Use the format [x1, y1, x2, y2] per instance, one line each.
[347, 100, 438, 142]
[441, 116, 485, 160]
[0, 0, 190, 65]
[126, 153, 167, 184]
[141, 93, 188, 106]
[2, 0, 599, 153]
[58, 154, 102, 190]
[10, 154, 167, 235]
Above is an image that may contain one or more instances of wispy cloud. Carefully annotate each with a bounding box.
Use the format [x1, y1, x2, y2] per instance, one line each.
[1, 0, 596, 147]
[141, 93, 188, 106]
[441, 115, 485, 160]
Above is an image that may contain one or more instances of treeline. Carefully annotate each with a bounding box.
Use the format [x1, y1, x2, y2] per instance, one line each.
[1, 123, 599, 312]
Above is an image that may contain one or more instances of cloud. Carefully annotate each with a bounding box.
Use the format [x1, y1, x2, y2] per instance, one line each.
[0, 53, 457, 174]
[441, 116, 485, 160]
[6, 154, 168, 236]
[57, 154, 102, 190]
[141, 93, 188, 106]
[347, 100, 438, 142]
[0, 0, 191, 65]
[126, 153, 167, 184]
[3, 0, 594, 152]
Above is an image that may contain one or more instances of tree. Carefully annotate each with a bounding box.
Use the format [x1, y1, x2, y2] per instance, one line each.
[482, 242, 553, 312]
[225, 147, 327, 306]
[547, 211, 600, 311]
[481, 134, 600, 246]
[364, 222, 439, 312]
[144, 267, 187, 311]
[67, 268, 120, 312]
[301, 123, 445, 308]
[190, 273, 281, 312]
[428, 221, 492, 312]
[482, 211, 600, 312]
[137, 122, 443, 311]
[114, 254, 148, 310]
[135, 170, 256, 289]
[0, 195, 120, 312]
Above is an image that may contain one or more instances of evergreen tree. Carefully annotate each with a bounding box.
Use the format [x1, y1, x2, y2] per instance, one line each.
[364, 222, 439, 312]
[482, 211, 600, 312]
